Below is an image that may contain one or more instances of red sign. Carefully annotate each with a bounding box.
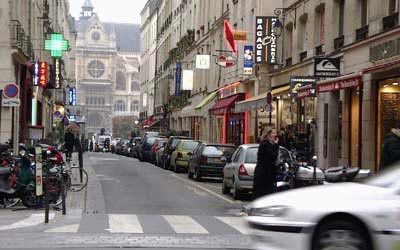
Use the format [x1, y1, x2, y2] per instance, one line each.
[38, 62, 48, 87]
[224, 20, 237, 53]
[216, 54, 237, 67]
[317, 76, 362, 93]
[297, 88, 316, 98]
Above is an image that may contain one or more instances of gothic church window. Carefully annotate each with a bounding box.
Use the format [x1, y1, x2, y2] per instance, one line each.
[87, 60, 105, 78]
[131, 100, 139, 112]
[131, 80, 140, 92]
[115, 100, 126, 112]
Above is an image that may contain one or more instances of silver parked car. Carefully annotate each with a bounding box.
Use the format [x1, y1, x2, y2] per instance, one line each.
[222, 144, 258, 199]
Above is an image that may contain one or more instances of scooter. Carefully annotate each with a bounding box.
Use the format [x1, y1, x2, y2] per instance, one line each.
[323, 165, 371, 183]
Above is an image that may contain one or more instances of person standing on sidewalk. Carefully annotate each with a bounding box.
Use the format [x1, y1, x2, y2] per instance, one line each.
[64, 128, 75, 159]
[253, 129, 280, 200]
[380, 122, 400, 170]
[46, 124, 59, 146]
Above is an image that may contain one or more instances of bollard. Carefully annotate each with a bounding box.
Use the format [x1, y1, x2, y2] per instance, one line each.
[78, 149, 83, 183]
[44, 151, 50, 223]
[60, 163, 66, 215]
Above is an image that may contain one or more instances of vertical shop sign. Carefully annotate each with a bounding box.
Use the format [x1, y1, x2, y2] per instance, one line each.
[54, 58, 61, 89]
[175, 62, 182, 96]
[69, 87, 76, 106]
[38, 62, 48, 87]
[243, 45, 254, 75]
[255, 16, 278, 64]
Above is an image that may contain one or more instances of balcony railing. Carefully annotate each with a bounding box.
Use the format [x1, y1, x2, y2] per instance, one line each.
[383, 12, 399, 31]
[356, 25, 369, 41]
[299, 51, 307, 61]
[10, 20, 34, 59]
[315, 45, 324, 56]
[334, 35, 344, 50]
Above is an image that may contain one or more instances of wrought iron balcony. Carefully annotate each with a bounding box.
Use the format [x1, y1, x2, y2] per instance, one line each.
[383, 12, 398, 31]
[356, 25, 369, 41]
[334, 35, 344, 50]
[315, 45, 324, 56]
[299, 51, 307, 61]
[10, 20, 34, 59]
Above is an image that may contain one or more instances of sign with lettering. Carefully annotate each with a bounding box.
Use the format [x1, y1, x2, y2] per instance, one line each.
[175, 62, 182, 96]
[54, 58, 61, 89]
[317, 76, 362, 93]
[290, 76, 317, 97]
[296, 86, 316, 98]
[244, 45, 254, 75]
[255, 16, 278, 64]
[36, 62, 48, 87]
[69, 87, 76, 106]
[314, 57, 340, 77]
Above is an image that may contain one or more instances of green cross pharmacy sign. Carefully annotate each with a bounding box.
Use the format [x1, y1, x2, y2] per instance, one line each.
[44, 33, 69, 58]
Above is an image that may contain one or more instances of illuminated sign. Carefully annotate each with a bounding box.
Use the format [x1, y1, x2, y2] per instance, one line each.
[255, 16, 278, 64]
[38, 62, 48, 87]
[69, 87, 76, 106]
[182, 70, 193, 90]
[55, 59, 61, 89]
[244, 45, 254, 75]
[44, 33, 69, 58]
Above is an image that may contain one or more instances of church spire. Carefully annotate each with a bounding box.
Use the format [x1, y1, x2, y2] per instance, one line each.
[80, 0, 94, 20]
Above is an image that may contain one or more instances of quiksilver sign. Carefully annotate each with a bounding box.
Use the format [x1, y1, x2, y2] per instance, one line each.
[255, 16, 278, 64]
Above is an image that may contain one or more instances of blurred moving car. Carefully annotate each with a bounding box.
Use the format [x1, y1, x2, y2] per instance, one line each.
[187, 143, 237, 181]
[170, 140, 201, 173]
[161, 136, 191, 170]
[150, 138, 169, 164]
[245, 165, 400, 250]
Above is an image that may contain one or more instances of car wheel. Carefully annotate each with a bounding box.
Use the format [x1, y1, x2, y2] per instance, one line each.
[193, 168, 202, 182]
[222, 176, 230, 194]
[313, 220, 371, 250]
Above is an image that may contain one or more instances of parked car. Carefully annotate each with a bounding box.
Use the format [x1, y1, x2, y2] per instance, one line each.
[161, 136, 192, 170]
[150, 138, 169, 164]
[137, 132, 160, 160]
[123, 140, 132, 156]
[129, 137, 142, 158]
[115, 139, 129, 155]
[245, 165, 400, 250]
[155, 143, 166, 167]
[187, 143, 237, 181]
[139, 136, 166, 162]
[170, 140, 201, 173]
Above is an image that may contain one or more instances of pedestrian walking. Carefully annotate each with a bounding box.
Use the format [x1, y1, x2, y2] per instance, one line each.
[380, 122, 400, 170]
[253, 129, 280, 200]
[64, 128, 75, 159]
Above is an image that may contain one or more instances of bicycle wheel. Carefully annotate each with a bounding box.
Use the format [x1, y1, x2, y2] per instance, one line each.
[67, 167, 88, 192]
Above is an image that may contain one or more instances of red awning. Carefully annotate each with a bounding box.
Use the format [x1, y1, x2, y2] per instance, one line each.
[209, 95, 241, 115]
[143, 117, 154, 126]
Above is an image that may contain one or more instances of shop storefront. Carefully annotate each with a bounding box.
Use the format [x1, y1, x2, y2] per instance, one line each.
[210, 93, 245, 145]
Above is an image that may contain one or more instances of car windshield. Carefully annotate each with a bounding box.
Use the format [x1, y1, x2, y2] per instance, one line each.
[147, 137, 157, 144]
[364, 165, 400, 189]
[171, 139, 182, 148]
[158, 140, 167, 147]
[203, 145, 236, 156]
[182, 141, 199, 150]
[245, 147, 258, 163]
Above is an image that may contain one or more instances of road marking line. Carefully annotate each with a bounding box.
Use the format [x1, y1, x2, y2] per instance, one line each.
[163, 215, 208, 234]
[44, 223, 79, 233]
[108, 214, 144, 233]
[184, 185, 208, 196]
[0, 213, 55, 231]
[170, 174, 242, 204]
[215, 216, 249, 234]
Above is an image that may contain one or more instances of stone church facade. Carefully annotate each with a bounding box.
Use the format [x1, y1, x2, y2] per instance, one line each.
[74, 0, 140, 138]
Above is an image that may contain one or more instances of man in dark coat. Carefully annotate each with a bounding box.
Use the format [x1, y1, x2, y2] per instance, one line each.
[380, 122, 400, 170]
[253, 129, 280, 200]
[64, 128, 75, 159]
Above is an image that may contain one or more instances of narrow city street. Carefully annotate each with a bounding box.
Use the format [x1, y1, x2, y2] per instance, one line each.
[0, 153, 252, 249]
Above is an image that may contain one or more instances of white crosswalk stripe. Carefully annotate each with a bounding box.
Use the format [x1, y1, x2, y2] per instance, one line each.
[0, 213, 55, 231]
[215, 216, 250, 234]
[162, 215, 209, 234]
[108, 214, 144, 233]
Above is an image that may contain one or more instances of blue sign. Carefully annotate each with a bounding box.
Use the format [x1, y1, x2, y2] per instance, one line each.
[69, 115, 76, 122]
[175, 62, 182, 96]
[244, 45, 254, 75]
[33, 62, 39, 86]
[69, 87, 76, 106]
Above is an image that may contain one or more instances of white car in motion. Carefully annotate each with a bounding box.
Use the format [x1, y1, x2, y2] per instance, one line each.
[245, 165, 400, 250]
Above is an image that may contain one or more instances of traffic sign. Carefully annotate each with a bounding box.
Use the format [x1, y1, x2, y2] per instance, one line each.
[266, 91, 273, 105]
[2, 98, 20, 107]
[3, 84, 19, 98]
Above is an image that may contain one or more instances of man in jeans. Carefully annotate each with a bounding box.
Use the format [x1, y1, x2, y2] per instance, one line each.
[64, 128, 75, 159]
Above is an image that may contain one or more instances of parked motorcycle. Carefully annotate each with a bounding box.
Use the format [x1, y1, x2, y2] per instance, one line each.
[323, 165, 371, 183]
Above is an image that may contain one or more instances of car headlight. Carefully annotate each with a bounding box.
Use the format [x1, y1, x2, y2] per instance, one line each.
[249, 205, 290, 217]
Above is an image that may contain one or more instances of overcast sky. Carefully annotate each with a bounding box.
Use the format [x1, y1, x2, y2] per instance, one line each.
[69, 0, 147, 24]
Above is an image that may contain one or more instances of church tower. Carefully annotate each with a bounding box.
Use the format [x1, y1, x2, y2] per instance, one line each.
[80, 0, 95, 20]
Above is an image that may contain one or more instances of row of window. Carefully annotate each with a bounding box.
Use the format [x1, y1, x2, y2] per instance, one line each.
[85, 96, 106, 106]
[114, 100, 140, 112]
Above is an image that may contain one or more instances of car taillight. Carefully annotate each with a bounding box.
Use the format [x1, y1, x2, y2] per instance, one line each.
[239, 164, 249, 176]
[177, 152, 183, 158]
[199, 156, 207, 164]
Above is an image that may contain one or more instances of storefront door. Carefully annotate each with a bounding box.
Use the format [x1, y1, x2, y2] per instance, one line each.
[350, 89, 360, 167]
[227, 113, 244, 145]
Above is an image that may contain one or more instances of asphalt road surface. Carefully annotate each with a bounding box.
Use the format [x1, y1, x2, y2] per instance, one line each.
[0, 152, 253, 249]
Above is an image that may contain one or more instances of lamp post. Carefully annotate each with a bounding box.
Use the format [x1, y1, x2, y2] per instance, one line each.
[134, 120, 139, 137]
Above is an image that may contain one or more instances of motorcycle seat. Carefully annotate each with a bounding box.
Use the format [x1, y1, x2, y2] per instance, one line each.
[324, 166, 359, 182]
[0, 167, 10, 175]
